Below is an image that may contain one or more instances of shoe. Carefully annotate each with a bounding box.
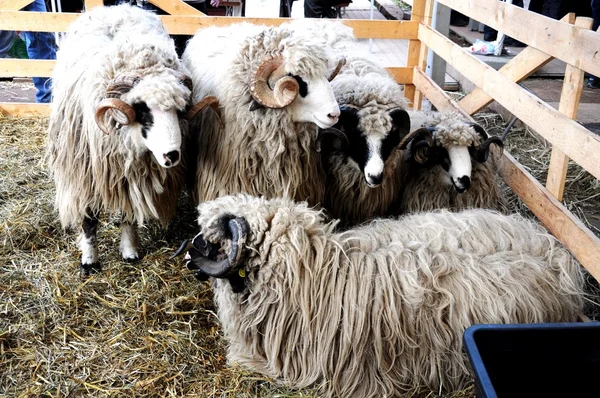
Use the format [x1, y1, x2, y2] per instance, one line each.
[587, 77, 600, 89]
[483, 34, 497, 41]
[504, 37, 526, 47]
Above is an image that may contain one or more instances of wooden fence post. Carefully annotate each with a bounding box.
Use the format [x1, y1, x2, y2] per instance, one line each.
[405, 0, 434, 109]
[545, 17, 594, 201]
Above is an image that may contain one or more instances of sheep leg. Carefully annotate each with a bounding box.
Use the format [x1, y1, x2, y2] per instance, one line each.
[79, 213, 101, 277]
[120, 221, 140, 263]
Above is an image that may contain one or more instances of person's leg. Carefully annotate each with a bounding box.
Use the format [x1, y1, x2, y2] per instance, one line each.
[23, 0, 57, 103]
[304, 0, 335, 18]
[0, 31, 16, 58]
[542, 0, 566, 19]
[587, 0, 600, 88]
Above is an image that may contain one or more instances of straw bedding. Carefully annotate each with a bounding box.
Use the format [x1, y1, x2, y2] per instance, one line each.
[0, 114, 597, 397]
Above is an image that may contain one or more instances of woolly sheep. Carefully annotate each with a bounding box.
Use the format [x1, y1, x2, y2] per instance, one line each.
[398, 110, 506, 213]
[177, 193, 585, 398]
[319, 55, 411, 226]
[181, 22, 348, 206]
[45, 5, 214, 275]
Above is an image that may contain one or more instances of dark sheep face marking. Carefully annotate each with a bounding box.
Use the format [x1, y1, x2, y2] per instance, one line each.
[290, 74, 308, 98]
[132, 102, 154, 139]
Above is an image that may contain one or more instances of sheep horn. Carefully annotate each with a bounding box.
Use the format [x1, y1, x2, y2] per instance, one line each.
[399, 127, 434, 150]
[476, 136, 504, 163]
[328, 58, 346, 81]
[469, 123, 489, 143]
[169, 239, 190, 260]
[105, 73, 141, 98]
[250, 54, 299, 109]
[185, 95, 221, 124]
[188, 217, 249, 278]
[316, 127, 349, 153]
[95, 99, 136, 135]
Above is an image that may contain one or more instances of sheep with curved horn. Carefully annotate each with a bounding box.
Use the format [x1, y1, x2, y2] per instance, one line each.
[182, 21, 349, 206]
[175, 193, 585, 398]
[45, 4, 218, 276]
[397, 110, 507, 213]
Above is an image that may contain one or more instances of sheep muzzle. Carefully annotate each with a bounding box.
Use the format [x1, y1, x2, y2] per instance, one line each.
[173, 217, 250, 280]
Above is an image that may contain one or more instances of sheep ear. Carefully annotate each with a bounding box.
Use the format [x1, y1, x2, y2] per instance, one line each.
[317, 127, 348, 154]
[388, 108, 411, 144]
[249, 99, 264, 112]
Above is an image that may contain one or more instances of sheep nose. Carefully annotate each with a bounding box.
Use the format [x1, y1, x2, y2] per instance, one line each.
[367, 173, 383, 186]
[327, 111, 340, 121]
[163, 150, 180, 167]
[455, 176, 471, 193]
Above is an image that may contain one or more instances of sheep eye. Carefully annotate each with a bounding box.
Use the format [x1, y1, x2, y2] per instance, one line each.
[132, 102, 154, 138]
[289, 74, 308, 98]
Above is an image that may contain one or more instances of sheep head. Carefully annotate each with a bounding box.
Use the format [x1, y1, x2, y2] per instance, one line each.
[327, 105, 410, 187]
[248, 55, 344, 129]
[94, 70, 194, 168]
[402, 121, 503, 193]
[172, 216, 250, 293]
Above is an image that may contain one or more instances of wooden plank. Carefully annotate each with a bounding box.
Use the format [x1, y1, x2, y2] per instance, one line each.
[0, 11, 418, 38]
[418, 23, 600, 182]
[405, 0, 433, 108]
[0, 102, 50, 117]
[412, 66, 600, 283]
[546, 17, 593, 201]
[500, 152, 600, 283]
[83, 0, 103, 10]
[0, 0, 33, 10]
[148, 0, 205, 15]
[459, 13, 575, 115]
[438, 0, 600, 77]
[405, 0, 427, 104]
[0, 59, 55, 77]
[386, 67, 413, 84]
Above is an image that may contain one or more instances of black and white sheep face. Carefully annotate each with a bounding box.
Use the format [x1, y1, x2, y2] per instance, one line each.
[287, 74, 341, 129]
[129, 102, 183, 168]
[444, 146, 472, 193]
[334, 106, 410, 187]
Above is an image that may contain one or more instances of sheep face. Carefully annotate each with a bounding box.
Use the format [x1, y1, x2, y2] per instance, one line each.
[402, 122, 502, 193]
[287, 74, 341, 128]
[98, 72, 191, 168]
[178, 194, 326, 293]
[329, 106, 410, 187]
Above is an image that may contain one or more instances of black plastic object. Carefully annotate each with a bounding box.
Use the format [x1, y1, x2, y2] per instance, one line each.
[463, 322, 600, 398]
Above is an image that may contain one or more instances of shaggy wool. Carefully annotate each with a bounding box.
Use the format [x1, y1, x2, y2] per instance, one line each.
[182, 22, 352, 206]
[324, 55, 410, 225]
[46, 5, 189, 228]
[400, 111, 507, 213]
[191, 194, 585, 398]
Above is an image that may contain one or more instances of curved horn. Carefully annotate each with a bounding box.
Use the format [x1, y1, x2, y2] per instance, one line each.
[399, 127, 434, 150]
[185, 95, 221, 124]
[95, 99, 136, 135]
[250, 54, 299, 109]
[316, 127, 349, 153]
[469, 122, 488, 143]
[412, 140, 432, 164]
[328, 58, 346, 81]
[476, 136, 504, 163]
[105, 73, 141, 99]
[188, 217, 249, 278]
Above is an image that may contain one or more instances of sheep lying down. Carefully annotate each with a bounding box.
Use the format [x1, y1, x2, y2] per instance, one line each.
[175, 194, 585, 398]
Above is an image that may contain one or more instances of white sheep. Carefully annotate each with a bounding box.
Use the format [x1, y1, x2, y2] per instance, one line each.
[398, 110, 507, 213]
[178, 193, 585, 398]
[45, 4, 215, 275]
[319, 55, 411, 226]
[181, 22, 348, 206]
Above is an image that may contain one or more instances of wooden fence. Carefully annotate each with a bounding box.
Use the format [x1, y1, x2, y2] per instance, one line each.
[1, 0, 599, 281]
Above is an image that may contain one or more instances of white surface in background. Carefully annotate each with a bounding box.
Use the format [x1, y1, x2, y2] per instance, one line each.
[245, 0, 281, 17]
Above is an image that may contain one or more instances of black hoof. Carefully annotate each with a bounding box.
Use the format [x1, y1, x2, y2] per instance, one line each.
[80, 262, 102, 278]
[123, 255, 141, 264]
